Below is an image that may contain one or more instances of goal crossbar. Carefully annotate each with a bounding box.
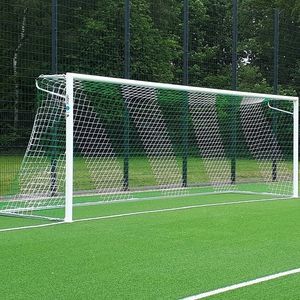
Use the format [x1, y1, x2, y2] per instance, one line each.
[40, 73, 298, 102]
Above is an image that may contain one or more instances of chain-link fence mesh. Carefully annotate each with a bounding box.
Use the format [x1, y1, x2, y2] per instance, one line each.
[0, 0, 299, 198]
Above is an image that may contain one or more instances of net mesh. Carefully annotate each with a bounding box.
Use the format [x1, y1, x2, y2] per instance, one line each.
[1, 78, 66, 219]
[189, 92, 233, 191]
[240, 97, 293, 195]
[122, 85, 184, 195]
[0, 75, 295, 220]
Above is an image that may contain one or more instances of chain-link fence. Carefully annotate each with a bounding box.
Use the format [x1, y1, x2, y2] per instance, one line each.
[0, 0, 299, 197]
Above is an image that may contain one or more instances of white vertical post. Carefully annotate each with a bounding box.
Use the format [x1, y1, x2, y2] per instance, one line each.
[65, 73, 74, 222]
[293, 98, 299, 198]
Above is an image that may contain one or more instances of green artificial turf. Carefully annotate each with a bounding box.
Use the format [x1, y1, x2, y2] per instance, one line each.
[0, 190, 279, 229]
[0, 155, 297, 298]
[0, 195, 299, 299]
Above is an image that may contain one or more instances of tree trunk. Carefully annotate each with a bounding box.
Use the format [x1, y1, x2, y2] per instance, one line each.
[13, 7, 27, 129]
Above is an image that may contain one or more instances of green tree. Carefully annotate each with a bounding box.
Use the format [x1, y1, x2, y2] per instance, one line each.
[189, 0, 232, 89]
[130, 0, 181, 82]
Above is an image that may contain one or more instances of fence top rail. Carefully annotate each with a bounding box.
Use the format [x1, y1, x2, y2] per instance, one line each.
[38, 73, 298, 102]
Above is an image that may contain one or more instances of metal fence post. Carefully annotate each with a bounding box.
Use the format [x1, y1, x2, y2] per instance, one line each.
[51, 0, 58, 74]
[231, 0, 238, 184]
[50, 0, 58, 195]
[123, 0, 130, 190]
[182, 0, 189, 187]
[272, 9, 280, 181]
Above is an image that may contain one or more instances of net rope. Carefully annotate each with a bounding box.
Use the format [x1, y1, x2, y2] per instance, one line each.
[0, 75, 294, 220]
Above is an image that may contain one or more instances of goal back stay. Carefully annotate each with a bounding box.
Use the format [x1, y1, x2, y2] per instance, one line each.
[0, 73, 298, 223]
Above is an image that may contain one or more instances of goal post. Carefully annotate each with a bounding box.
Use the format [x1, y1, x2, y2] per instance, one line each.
[293, 99, 299, 198]
[0, 72, 298, 224]
[65, 73, 74, 223]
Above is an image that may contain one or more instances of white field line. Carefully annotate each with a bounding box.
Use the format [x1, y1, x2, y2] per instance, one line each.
[0, 221, 65, 233]
[181, 268, 300, 300]
[73, 191, 283, 208]
[0, 196, 291, 233]
[73, 196, 288, 223]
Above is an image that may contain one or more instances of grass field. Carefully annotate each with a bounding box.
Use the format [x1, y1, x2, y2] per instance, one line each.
[0, 154, 298, 299]
[0, 192, 300, 299]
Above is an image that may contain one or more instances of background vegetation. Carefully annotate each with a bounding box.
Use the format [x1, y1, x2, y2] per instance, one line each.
[0, 0, 299, 195]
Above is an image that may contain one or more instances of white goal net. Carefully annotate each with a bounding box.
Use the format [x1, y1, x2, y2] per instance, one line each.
[0, 73, 298, 222]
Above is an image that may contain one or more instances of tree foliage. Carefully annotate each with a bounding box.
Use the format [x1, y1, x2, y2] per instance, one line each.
[0, 0, 299, 151]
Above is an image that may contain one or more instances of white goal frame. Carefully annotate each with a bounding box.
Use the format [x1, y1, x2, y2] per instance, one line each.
[40, 73, 299, 223]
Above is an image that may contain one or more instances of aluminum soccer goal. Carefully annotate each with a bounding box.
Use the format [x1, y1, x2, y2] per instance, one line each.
[0, 73, 298, 223]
